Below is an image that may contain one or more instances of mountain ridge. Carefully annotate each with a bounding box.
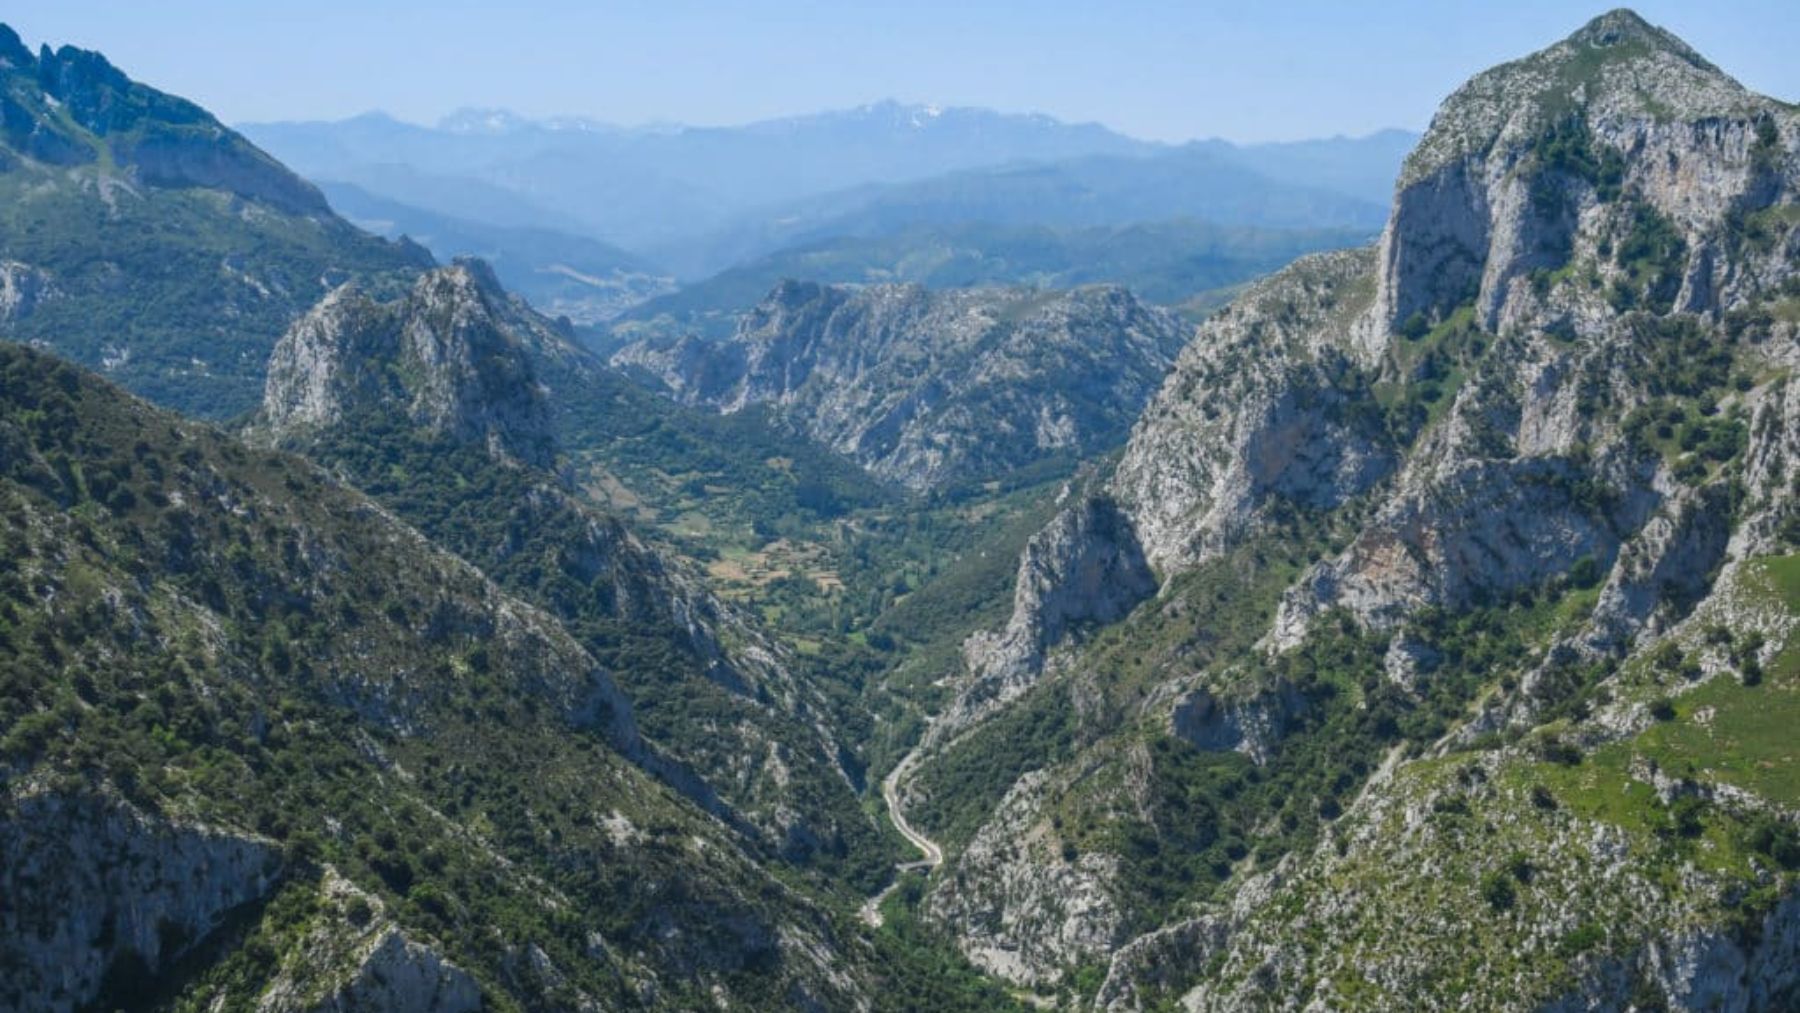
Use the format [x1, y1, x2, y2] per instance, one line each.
[613, 278, 1192, 492]
[241, 106, 1413, 274]
[895, 10, 1800, 1005]
[0, 20, 429, 418]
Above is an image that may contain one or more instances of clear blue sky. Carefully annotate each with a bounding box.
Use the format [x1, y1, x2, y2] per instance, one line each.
[4, 2, 1795, 142]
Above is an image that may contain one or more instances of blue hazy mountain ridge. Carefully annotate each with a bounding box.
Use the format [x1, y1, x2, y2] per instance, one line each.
[241, 102, 1156, 250]
[242, 105, 1413, 277]
[318, 180, 674, 324]
[648, 144, 1393, 278]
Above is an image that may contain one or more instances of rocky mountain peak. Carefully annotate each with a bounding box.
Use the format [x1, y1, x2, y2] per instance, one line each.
[1566, 8, 1708, 63]
[35, 44, 139, 133]
[259, 261, 556, 467]
[1399, 10, 1756, 186]
[0, 25, 30, 68]
[0, 22, 326, 213]
[1376, 8, 1793, 339]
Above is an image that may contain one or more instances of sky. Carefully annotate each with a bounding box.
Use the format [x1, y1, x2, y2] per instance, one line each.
[4, 1, 1797, 143]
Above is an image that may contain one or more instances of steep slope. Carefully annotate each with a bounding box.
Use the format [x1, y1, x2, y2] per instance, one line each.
[0, 342, 885, 1011]
[252, 261, 893, 884]
[613, 280, 1192, 491]
[895, 11, 1800, 1006]
[0, 24, 429, 418]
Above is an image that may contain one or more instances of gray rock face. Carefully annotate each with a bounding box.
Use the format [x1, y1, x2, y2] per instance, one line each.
[1094, 863, 1289, 1011]
[261, 261, 556, 468]
[925, 769, 1127, 985]
[1168, 680, 1303, 764]
[1383, 8, 1793, 337]
[613, 280, 1190, 490]
[955, 248, 1397, 727]
[298, 929, 483, 1013]
[1266, 12, 1800, 647]
[0, 259, 53, 322]
[920, 11, 1800, 1000]
[1573, 888, 1800, 1013]
[0, 790, 284, 1013]
[1111, 247, 1396, 575]
[256, 869, 483, 1013]
[946, 494, 1155, 740]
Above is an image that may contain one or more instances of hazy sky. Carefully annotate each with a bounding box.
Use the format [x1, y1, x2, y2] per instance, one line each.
[5, 2, 1797, 143]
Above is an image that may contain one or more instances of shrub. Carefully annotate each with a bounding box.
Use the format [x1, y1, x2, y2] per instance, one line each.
[1558, 922, 1605, 957]
[1668, 796, 1707, 839]
[1481, 869, 1518, 911]
[1566, 555, 1602, 590]
[1742, 816, 1800, 870]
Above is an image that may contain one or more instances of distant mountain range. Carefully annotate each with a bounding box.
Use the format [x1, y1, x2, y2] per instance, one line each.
[653, 144, 1393, 279]
[606, 219, 1372, 345]
[318, 181, 674, 324]
[243, 105, 1415, 279]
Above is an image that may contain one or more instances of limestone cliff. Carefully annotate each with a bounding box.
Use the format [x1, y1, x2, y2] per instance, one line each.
[918, 12, 1800, 1002]
[257, 262, 879, 869]
[261, 261, 556, 468]
[613, 280, 1191, 490]
[0, 790, 284, 1013]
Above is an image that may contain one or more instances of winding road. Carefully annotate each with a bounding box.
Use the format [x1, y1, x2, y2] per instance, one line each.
[859, 743, 944, 927]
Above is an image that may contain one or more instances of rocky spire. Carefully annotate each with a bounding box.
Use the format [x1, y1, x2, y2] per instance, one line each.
[260, 262, 557, 468]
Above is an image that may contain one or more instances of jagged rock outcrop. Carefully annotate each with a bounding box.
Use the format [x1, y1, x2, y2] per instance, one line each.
[256, 261, 876, 867]
[613, 280, 1191, 490]
[943, 250, 1394, 745]
[1092, 862, 1289, 1011]
[296, 930, 482, 1013]
[261, 261, 556, 468]
[937, 247, 1395, 761]
[1111, 247, 1397, 573]
[0, 21, 428, 419]
[257, 870, 482, 1013]
[942, 494, 1155, 741]
[1265, 8, 1798, 648]
[916, 12, 1800, 1001]
[1, 26, 327, 213]
[0, 260, 53, 322]
[924, 769, 1126, 985]
[1166, 679, 1304, 764]
[982, 6, 1800, 664]
[0, 789, 284, 1013]
[1386, 9, 1781, 335]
